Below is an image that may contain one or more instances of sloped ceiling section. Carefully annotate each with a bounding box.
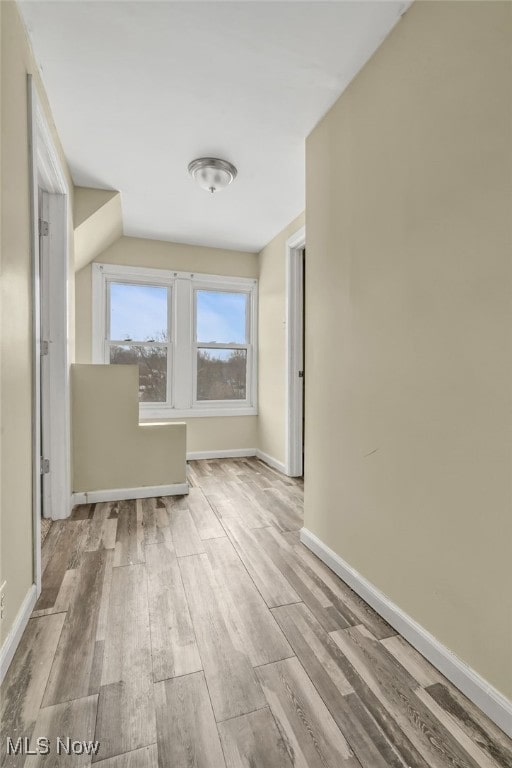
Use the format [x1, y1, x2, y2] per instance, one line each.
[74, 187, 123, 271]
[20, 1, 408, 252]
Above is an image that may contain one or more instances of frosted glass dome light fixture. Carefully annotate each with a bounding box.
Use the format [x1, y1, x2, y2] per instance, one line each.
[188, 157, 237, 194]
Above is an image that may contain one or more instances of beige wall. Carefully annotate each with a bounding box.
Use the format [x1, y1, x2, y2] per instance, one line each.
[75, 235, 259, 454]
[74, 187, 123, 271]
[0, 2, 73, 643]
[258, 212, 304, 465]
[305, 1, 512, 699]
[72, 365, 186, 492]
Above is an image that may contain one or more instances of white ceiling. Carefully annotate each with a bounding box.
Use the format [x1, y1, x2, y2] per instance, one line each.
[19, 1, 407, 252]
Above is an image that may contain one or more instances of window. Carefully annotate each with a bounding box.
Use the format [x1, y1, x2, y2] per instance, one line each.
[92, 264, 257, 417]
[107, 282, 170, 403]
[195, 290, 249, 402]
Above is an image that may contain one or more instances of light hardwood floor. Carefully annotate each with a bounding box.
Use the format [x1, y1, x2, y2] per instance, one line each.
[1, 458, 511, 767]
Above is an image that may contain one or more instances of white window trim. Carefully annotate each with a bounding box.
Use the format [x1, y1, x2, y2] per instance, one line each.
[92, 263, 258, 418]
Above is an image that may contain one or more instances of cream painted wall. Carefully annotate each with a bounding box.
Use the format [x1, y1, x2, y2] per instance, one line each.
[305, 1, 512, 699]
[258, 212, 304, 465]
[75, 235, 259, 454]
[74, 187, 118, 228]
[72, 365, 187, 492]
[74, 187, 123, 271]
[0, 2, 73, 644]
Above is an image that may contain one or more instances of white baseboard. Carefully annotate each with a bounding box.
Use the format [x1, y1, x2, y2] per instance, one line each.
[300, 527, 512, 739]
[0, 584, 37, 684]
[187, 448, 256, 460]
[255, 449, 287, 475]
[185, 448, 288, 476]
[72, 482, 189, 505]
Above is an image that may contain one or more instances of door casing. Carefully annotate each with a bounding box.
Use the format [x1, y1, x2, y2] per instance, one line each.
[28, 75, 71, 596]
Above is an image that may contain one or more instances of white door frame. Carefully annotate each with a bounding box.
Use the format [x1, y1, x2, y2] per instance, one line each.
[285, 225, 306, 477]
[28, 75, 71, 595]
[39, 189, 52, 519]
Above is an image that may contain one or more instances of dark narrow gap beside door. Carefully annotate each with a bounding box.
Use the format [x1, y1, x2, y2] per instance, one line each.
[302, 247, 306, 477]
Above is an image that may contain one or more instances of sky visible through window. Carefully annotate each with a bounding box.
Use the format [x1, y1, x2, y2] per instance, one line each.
[196, 290, 247, 344]
[110, 284, 247, 344]
[110, 283, 168, 341]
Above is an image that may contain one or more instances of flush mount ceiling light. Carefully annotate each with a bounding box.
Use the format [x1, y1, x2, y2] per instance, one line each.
[188, 157, 237, 194]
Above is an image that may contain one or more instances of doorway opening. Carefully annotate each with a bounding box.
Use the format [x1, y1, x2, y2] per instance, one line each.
[285, 226, 306, 477]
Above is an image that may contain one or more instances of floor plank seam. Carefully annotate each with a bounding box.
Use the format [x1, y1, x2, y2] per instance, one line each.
[214, 705, 269, 725]
[216, 517, 301, 610]
[269, 599, 305, 609]
[152, 666, 207, 685]
[37, 614, 68, 710]
[92, 687, 102, 764]
[92, 743, 159, 766]
[202, 490, 292, 615]
[30, 609, 69, 618]
[252, 655, 297, 670]
[111, 561, 145, 569]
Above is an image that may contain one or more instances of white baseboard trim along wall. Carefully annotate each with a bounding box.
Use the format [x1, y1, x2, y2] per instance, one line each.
[71, 449, 289, 506]
[0, 584, 37, 685]
[72, 483, 189, 505]
[186, 448, 288, 475]
[187, 448, 256, 460]
[300, 527, 512, 739]
[255, 450, 287, 475]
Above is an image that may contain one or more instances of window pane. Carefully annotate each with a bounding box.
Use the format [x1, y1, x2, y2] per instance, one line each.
[109, 345, 167, 403]
[196, 291, 247, 344]
[197, 349, 247, 401]
[110, 283, 168, 342]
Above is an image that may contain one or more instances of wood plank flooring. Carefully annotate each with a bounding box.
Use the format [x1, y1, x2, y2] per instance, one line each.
[1, 458, 511, 767]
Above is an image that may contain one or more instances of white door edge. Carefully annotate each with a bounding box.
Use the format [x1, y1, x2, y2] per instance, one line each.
[285, 225, 306, 477]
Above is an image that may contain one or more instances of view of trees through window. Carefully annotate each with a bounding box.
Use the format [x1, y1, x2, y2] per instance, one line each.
[107, 282, 251, 405]
[109, 343, 167, 402]
[197, 349, 247, 400]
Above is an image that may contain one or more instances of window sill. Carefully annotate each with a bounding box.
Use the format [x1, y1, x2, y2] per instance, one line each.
[139, 406, 258, 419]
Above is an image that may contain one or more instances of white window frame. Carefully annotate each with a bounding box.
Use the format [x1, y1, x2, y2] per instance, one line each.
[193, 283, 254, 410]
[92, 263, 258, 418]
